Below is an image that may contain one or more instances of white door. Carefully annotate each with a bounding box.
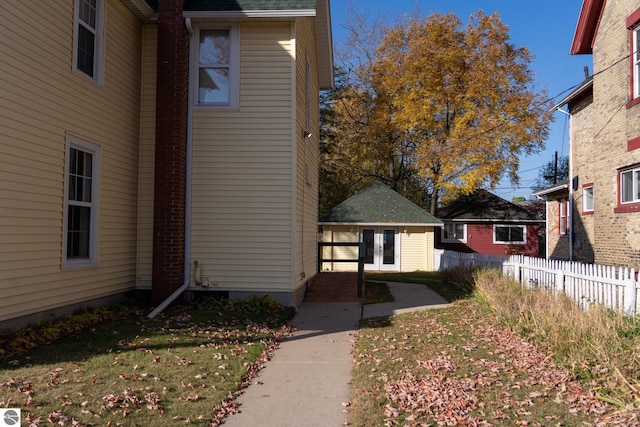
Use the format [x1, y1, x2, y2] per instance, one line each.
[361, 227, 400, 271]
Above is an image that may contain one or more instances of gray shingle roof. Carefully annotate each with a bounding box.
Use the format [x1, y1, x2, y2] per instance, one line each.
[437, 190, 535, 221]
[319, 181, 442, 225]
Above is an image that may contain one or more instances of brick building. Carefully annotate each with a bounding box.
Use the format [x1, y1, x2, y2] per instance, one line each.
[546, 0, 640, 268]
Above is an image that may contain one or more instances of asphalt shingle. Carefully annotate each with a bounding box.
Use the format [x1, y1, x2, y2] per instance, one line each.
[319, 181, 442, 225]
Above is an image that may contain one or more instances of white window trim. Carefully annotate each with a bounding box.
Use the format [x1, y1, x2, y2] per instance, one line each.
[442, 223, 467, 243]
[583, 185, 594, 212]
[192, 25, 239, 109]
[493, 224, 526, 244]
[620, 166, 640, 204]
[63, 135, 100, 269]
[559, 200, 569, 235]
[73, 0, 105, 84]
[634, 26, 640, 99]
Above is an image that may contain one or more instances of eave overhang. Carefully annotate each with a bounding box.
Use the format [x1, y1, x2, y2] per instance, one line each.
[182, 1, 334, 90]
[570, 0, 605, 54]
[532, 182, 569, 199]
[550, 77, 593, 112]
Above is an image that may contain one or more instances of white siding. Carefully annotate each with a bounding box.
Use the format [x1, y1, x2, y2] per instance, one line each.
[0, 0, 142, 325]
[190, 22, 295, 291]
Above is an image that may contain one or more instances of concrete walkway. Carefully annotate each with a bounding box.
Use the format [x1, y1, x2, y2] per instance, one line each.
[220, 282, 450, 426]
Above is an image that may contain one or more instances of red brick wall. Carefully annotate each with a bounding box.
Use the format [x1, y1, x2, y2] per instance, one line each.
[152, 0, 189, 304]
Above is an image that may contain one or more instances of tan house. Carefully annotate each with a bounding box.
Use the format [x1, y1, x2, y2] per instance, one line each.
[542, 0, 640, 268]
[319, 181, 443, 272]
[0, 0, 333, 330]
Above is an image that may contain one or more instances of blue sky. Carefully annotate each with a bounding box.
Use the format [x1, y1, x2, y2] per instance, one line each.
[329, 0, 591, 201]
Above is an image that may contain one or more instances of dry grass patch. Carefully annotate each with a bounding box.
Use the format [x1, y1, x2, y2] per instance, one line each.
[474, 268, 640, 409]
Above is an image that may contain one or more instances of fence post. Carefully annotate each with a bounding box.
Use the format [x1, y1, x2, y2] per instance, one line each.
[624, 268, 636, 315]
[555, 270, 564, 293]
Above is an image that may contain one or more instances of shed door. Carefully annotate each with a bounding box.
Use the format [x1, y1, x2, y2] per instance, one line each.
[362, 227, 400, 271]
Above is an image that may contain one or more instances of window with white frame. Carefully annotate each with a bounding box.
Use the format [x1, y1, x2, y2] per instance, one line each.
[583, 184, 594, 212]
[621, 166, 640, 203]
[196, 27, 238, 107]
[634, 26, 640, 99]
[74, 0, 104, 81]
[494, 225, 525, 244]
[64, 136, 99, 268]
[442, 223, 466, 242]
[559, 200, 569, 235]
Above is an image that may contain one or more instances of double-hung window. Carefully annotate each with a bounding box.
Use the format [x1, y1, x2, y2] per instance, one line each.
[621, 166, 640, 204]
[74, 0, 104, 82]
[558, 200, 569, 235]
[627, 8, 640, 105]
[196, 27, 238, 107]
[583, 184, 594, 213]
[442, 223, 466, 242]
[63, 136, 99, 269]
[494, 225, 525, 244]
[633, 26, 640, 99]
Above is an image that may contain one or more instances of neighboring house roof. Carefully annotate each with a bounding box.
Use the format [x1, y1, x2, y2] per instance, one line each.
[551, 76, 593, 112]
[437, 189, 539, 223]
[571, 0, 605, 54]
[532, 181, 570, 199]
[319, 181, 442, 226]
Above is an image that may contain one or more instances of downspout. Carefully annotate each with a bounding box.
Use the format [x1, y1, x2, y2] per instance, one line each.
[557, 107, 573, 261]
[148, 17, 194, 319]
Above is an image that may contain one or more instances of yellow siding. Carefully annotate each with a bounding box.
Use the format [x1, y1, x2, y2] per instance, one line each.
[400, 227, 436, 271]
[136, 24, 157, 289]
[0, 0, 142, 323]
[190, 22, 295, 291]
[295, 18, 321, 286]
[322, 226, 436, 272]
[321, 227, 360, 272]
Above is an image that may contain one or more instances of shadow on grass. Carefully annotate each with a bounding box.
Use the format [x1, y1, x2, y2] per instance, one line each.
[0, 300, 294, 369]
[365, 269, 476, 303]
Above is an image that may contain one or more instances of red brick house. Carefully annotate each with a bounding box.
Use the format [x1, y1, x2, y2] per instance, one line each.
[435, 190, 542, 257]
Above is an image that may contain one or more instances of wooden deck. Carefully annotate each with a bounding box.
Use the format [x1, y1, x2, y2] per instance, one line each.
[303, 272, 361, 302]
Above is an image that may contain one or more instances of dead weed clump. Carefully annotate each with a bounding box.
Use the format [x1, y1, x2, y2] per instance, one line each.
[473, 268, 640, 408]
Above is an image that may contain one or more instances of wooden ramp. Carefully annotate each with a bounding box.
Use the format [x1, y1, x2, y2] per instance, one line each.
[303, 272, 361, 302]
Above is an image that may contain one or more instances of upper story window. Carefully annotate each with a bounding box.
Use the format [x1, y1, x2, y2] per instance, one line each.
[558, 200, 569, 235]
[74, 0, 104, 82]
[195, 27, 238, 108]
[494, 225, 525, 244]
[63, 135, 100, 269]
[582, 184, 594, 213]
[627, 8, 640, 106]
[442, 223, 466, 242]
[633, 26, 640, 99]
[621, 166, 640, 204]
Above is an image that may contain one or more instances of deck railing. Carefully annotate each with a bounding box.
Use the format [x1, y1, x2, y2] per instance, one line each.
[317, 242, 366, 298]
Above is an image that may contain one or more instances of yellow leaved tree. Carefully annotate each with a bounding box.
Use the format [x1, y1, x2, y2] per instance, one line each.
[321, 10, 553, 214]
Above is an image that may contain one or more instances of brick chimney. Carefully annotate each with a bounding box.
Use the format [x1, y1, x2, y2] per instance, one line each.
[152, 0, 189, 305]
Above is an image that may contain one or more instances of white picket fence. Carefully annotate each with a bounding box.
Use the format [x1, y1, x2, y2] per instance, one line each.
[434, 250, 640, 314]
[434, 249, 508, 271]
